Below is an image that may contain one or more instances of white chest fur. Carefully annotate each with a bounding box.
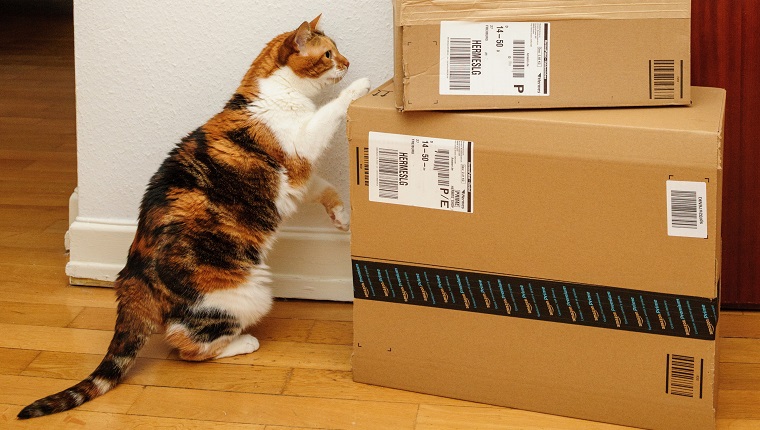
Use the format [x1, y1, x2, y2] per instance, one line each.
[248, 68, 320, 160]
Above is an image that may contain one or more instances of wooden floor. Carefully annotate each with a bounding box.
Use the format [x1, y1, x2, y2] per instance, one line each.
[1, 8, 759, 430]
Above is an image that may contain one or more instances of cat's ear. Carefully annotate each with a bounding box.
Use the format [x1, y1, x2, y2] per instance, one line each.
[310, 14, 322, 32]
[293, 20, 312, 53]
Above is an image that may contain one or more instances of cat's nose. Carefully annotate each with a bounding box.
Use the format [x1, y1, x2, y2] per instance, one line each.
[344, 59, 350, 68]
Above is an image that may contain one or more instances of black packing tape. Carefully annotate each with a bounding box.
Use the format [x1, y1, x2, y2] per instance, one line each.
[352, 258, 718, 341]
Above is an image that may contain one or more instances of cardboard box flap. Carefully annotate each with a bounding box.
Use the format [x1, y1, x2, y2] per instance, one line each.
[397, 0, 691, 25]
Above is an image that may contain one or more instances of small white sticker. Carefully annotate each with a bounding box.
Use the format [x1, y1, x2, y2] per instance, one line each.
[667, 181, 708, 238]
[440, 21, 550, 96]
[369, 132, 473, 213]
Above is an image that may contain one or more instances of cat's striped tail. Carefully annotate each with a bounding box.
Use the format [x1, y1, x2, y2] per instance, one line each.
[17, 301, 154, 419]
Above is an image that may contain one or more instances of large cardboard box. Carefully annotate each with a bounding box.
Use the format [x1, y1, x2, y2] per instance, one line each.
[394, 0, 692, 111]
[348, 81, 725, 430]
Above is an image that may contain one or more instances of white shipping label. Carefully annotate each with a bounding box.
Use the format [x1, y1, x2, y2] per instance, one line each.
[667, 181, 708, 238]
[369, 132, 473, 213]
[440, 21, 550, 96]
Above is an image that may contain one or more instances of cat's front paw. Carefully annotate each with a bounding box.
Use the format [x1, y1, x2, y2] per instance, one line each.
[329, 205, 350, 232]
[342, 78, 372, 101]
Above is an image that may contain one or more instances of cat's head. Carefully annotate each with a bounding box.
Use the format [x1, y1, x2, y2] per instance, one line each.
[277, 15, 350, 88]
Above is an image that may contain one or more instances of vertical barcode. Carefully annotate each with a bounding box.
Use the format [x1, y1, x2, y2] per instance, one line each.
[512, 39, 525, 79]
[652, 60, 676, 100]
[434, 149, 450, 187]
[668, 354, 695, 397]
[670, 190, 698, 229]
[448, 38, 471, 91]
[377, 148, 399, 200]
[363, 147, 369, 186]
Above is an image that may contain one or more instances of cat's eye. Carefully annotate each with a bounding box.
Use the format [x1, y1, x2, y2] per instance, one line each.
[324, 51, 332, 59]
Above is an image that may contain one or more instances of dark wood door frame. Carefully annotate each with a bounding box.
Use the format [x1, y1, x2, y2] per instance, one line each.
[692, 1, 760, 308]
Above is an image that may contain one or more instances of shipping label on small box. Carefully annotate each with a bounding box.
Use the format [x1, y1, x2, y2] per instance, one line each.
[439, 21, 550, 96]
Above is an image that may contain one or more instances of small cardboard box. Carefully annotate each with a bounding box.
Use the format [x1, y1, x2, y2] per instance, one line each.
[348, 81, 724, 430]
[394, 0, 692, 111]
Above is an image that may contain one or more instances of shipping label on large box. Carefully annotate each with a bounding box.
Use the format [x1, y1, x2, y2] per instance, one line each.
[368, 132, 473, 212]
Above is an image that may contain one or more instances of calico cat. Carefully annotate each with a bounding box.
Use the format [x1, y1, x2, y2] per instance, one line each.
[18, 15, 370, 420]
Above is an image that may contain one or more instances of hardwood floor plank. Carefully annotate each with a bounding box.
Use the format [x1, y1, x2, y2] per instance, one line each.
[0, 180, 75, 206]
[253, 317, 315, 343]
[0, 148, 76, 161]
[0, 301, 82, 327]
[0, 323, 171, 359]
[0, 348, 39, 376]
[268, 300, 352, 322]
[128, 386, 419, 430]
[717, 390, 760, 419]
[0, 263, 69, 285]
[283, 368, 487, 408]
[264, 427, 339, 430]
[414, 404, 637, 430]
[0, 375, 143, 415]
[0, 282, 117, 309]
[23, 351, 290, 395]
[0, 404, 267, 430]
[0, 246, 68, 266]
[307, 321, 352, 346]
[66, 307, 117, 330]
[0, 230, 70, 250]
[720, 312, 760, 339]
[215, 340, 351, 372]
[720, 338, 760, 364]
[719, 362, 760, 391]
[0, 206, 68, 231]
[716, 419, 760, 430]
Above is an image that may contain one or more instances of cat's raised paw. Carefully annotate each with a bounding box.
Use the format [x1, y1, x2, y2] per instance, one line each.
[329, 205, 350, 232]
[343, 78, 372, 101]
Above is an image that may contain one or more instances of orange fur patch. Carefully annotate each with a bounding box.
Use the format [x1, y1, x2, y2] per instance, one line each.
[165, 329, 227, 361]
[318, 186, 343, 212]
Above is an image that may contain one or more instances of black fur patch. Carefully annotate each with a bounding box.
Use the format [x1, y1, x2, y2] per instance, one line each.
[225, 128, 280, 170]
[169, 307, 240, 343]
[156, 259, 198, 301]
[118, 249, 153, 285]
[191, 229, 245, 269]
[192, 140, 280, 232]
[225, 93, 249, 110]
[140, 128, 208, 213]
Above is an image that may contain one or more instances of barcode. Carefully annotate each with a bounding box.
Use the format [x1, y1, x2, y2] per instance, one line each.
[363, 147, 369, 186]
[377, 148, 399, 200]
[512, 39, 525, 79]
[448, 37, 471, 91]
[434, 149, 450, 188]
[670, 190, 698, 229]
[667, 354, 695, 397]
[652, 60, 675, 100]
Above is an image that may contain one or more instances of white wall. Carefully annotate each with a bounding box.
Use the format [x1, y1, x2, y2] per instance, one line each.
[68, 0, 394, 300]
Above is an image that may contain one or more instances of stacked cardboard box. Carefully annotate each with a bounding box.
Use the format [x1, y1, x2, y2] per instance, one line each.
[349, 2, 724, 430]
[393, 0, 692, 111]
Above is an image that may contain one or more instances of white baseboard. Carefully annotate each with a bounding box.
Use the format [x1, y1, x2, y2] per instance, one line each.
[66, 197, 354, 301]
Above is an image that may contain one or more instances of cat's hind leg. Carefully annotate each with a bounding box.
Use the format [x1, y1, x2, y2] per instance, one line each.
[165, 308, 250, 361]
